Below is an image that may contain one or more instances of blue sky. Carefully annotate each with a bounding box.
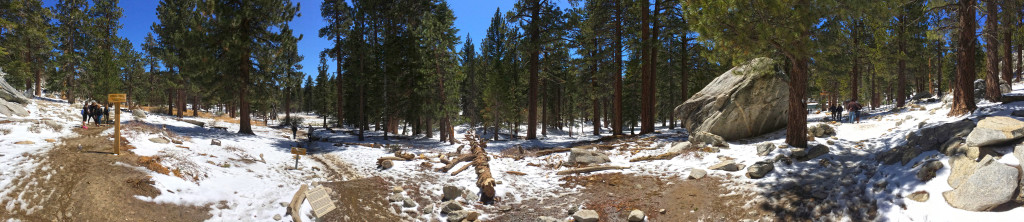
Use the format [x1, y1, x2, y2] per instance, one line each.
[42, 0, 573, 79]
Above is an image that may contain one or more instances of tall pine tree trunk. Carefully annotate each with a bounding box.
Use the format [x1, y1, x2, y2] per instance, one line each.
[937, 46, 944, 97]
[239, 38, 254, 135]
[612, 0, 623, 136]
[526, 0, 540, 140]
[950, 0, 978, 116]
[897, 14, 907, 108]
[984, 0, 1001, 101]
[1002, 11, 1013, 89]
[640, 0, 653, 134]
[786, 55, 810, 148]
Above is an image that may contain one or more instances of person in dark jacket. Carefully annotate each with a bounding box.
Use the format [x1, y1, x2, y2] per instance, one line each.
[90, 103, 101, 125]
[103, 105, 110, 124]
[848, 101, 863, 123]
[81, 104, 90, 127]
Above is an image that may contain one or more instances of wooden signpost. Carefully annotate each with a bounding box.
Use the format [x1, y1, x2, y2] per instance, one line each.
[108, 94, 126, 155]
[291, 147, 306, 169]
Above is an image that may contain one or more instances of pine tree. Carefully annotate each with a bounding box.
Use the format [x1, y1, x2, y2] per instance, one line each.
[949, 0, 978, 116]
[417, 0, 463, 144]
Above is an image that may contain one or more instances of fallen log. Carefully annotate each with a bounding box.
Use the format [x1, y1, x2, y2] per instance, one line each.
[629, 152, 682, 162]
[556, 165, 629, 175]
[466, 133, 496, 201]
[506, 171, 527, 176]
[451, 162, 473, 176]
[377, 156, 408, 162]
[535, 147, 571, 156]
[439, 154, 474, 172]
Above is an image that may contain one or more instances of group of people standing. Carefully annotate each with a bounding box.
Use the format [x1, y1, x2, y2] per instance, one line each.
[81, 102, 110, 127]
[828, 100, 864, 123]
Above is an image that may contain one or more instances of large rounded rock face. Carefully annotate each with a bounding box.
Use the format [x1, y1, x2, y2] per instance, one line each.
[674, 58, 789, 140]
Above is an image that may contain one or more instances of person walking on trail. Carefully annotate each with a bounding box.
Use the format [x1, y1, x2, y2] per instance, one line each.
[835, 103, 844, 123]
[89, 102, 101, 126]
[81, 103, 90, 128]
[849, 101, 864, 123]
[103, 105, 111, 124]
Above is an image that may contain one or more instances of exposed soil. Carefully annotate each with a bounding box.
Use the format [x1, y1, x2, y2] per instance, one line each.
[0, 124, 211, 221]
[317, 177, 405, 221]
[561, 173, 769, 222]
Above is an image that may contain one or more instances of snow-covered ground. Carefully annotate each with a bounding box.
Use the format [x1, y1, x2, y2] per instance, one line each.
[6, 85, 1024, 221]
[0, 97, 79, 215]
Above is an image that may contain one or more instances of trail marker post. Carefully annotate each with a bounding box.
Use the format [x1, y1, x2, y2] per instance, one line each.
[108, 94, 126, 155]
[291, 147, 306, 169]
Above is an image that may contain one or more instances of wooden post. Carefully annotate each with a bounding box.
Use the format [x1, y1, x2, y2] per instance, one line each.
[108, 94, 126, 155]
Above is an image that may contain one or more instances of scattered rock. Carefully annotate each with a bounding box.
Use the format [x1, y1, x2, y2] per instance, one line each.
[948, 154, 985, 189]
[379, 160, 394, 169]
[421, 204, 434, 214]
[688, 169, 707, 179]
[658, 209, 666, 214]
[808, 123, 836, 138]
[273, 214, 282, 221]
[943, 158, 1019, 211]
[567, 148, 610, 165]
[44, 139, 57, 143]
[572, 209, 600, 222]
[795, 144, 829, 161]
[462, 189, 479, 201]
[132, 109, 146, 118]
[171, 139, 183, 145]
[965, 116, 1024, 147]
[627, 209, 645, 222]
[746, 161, 774, 179]
[14, 141, 35, 145]
[402, 197, 416, 208]
[907, 191, 930, 202]
[440, 201, 462, 214]
[442, 185, 461, 201]
[210, 139, 221, 146]
[447, 210, 479, 222]
[388, 193, 403, 202]
[149, 137, 170, 144]
[674, 57, 789, 140]
[392, 186, 404, 194]
[940, 137, 969, 156]
[916, 160, 943, 182]
[690, 131, 729, 148]
[536, 216, 561, 222]
[773, 154, 792, 165]
[668, 141, 692, 153]
[709, 160, 740, 171]
[756, 143, 775, 156]
[880, 119, 976, 165]
[965, 146, 1000, 160]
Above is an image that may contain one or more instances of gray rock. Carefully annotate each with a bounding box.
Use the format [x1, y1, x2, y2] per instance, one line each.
[773, 154, 792, 165]
[447, 210, 480, 222]
[746, 161, 774, 179]
[1012, 110, 1024, 117]
[421, 204, 434, 214]
[149, 137, 170, 144]
[808, 123, 836, 138]
[627, 209, 645, 222]
[668, 142, 692, 153]
[942, 158, 1019, 211]
[796, 144, 829, 161]
[948, 155, 987, 189]
[965, 146, 1000, 160]
[690, 131, 729, 148]
[536, 216, 561, 222]
[940, 137, 969, 156]
[379, 160, 394, 169]
[567, 148, 610, 165]
[674, 57, 788, 140]
[709, 160, 739, 171]
[0, 71, 30, 104]
[572, 209, 600, 222]
[442, 185, 461, 201]
[688, 169, 707, 179]
[392, 186, 404, 194]
[463, 189, 479, 202]
[756, 143, 776, 156]
[791, 148, 807, 158]
[1016, 143, 1024, 165]
[907, 191, 930, 202]
[965, 116, 1024, 147]
[402, 197, 416, 208]
[273, 214, 282, 221]
[210, 139, 221, 146]
[132, 109, 147, 118]
[916, 160, 943, 182]
[912, 92, 933, 100]
[388, 193, 403, 202]
[440, 200, 462, 214]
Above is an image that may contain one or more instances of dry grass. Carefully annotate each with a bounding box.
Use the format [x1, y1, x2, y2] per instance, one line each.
[138, 156, 171, 175]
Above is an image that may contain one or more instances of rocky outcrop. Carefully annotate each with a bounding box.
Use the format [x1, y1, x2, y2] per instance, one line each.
[0, 68, 31, 104]
[943, 157, 1019, 211]
[674, 57, 789, 140]
[965, 116, 1024, 147]
[794, 144, 829, 161]
[132, 109, 147, 118]
[572, 210, 599, 222]
[709, 160, 740, 171]
[688, 169, 707, 179]
[879, 120, 976, 165]
[916, 160, 943, 182]
[567, 148, 610, 165]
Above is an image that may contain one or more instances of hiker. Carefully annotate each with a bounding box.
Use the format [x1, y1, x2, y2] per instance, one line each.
[89, 102, 101, 126]
[103, 105, 111, 124]
[291, 124, 298, 140]
[81, 103, 90, 127]
[849, 101, 863, 123]
[828, 104, 838, 121]
[835, 103, 844, 123]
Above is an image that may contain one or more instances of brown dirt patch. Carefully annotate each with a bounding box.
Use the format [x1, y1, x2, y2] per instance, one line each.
[559, 173, 769, 221]
[317, 177, 406, 221]
[0, 125, 211, 221]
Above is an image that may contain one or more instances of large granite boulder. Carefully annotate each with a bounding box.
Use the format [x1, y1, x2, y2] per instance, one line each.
[567, 148, 610, 165]
[966, 116, 1024, 147]
[943, 157, 1019, 211]
[674, 57, 789, 140]
[0, 68, 31, 104]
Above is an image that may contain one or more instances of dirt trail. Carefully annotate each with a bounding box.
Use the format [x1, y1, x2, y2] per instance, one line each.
[0, 124, 210, 221]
